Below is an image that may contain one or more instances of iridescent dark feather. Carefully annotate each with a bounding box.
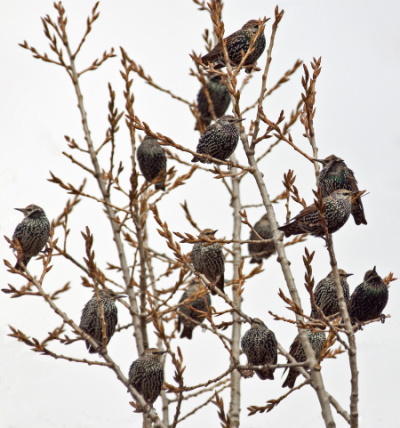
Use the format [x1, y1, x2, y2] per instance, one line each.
[241, 318, 277, 380]
[202, 20, 267, 73]
[315, 154, 367, 225]
[279, 189, 363, 237]
[349, 267, 388, 323]
[137, 136, 167, 190]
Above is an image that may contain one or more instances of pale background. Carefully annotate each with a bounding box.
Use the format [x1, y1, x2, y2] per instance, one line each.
[1, 1, 399, 427]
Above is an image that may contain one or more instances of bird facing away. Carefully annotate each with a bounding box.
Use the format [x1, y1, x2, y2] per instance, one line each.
[192, 115, 244, 163]
[248, 213, 276, 264]
[202, 19, 267, 73]
[79, 289, 124, 354]
[128, 348, 165, 405]
[315, 154, 367, 225]
[241, 318, 278, 380]
[12, 204, 50, 270]
[136, 135, 167, 190]
[349, 267, 389, 323]
[196, 74, 231, 129]
[190, 229, 225, 295]
[278, 189, 365, 238]
[177, 280, 211, 340]
[311, 270, 352, 321]
[282, 331, 326, 388]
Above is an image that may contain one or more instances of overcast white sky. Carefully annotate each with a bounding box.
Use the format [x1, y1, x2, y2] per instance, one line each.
[1, 1, 399, 427]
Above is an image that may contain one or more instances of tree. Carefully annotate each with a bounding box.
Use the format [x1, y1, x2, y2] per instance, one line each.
[2, 1, 396, 427]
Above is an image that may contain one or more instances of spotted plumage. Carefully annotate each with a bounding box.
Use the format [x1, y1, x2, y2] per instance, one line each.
[202, 19, 267, 73]
[12, 204, 50, 270]
[241, 318, 277, 380]
[79, 289, 124, 354]
[196, 74, 231, 129]
[137, 135, 167, 190]
[311, 270, 352, 321]
[282, 331, 326, 388]
[129, 348, 165, 405]
[177, 280, 211, 339]
[278, 189, 364, 238]
[192, 115, 243, 163]
[248, 213, 275, 263]
[349, 267, 389, 323]
[190, 229, 225, 295]
[315, 154, 367, 225]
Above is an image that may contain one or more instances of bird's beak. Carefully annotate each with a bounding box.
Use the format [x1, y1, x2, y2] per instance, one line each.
[345, 273, 353, 277]
[234, 118, 245, 123]
[158, 350, 167, 355]
[212, 229, 218, 234]
[116, 294, 127, 299]
[372, 266, 377, 273]
[15, 208, 25, 213]
[351, 190, 366, 200]
[312, 158, 324, 163]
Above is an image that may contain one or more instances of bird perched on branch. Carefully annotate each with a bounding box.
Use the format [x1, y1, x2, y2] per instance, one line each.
[190, 229, 225, 295]
[282, 331, 325, 388]
[349, 267, 389, 323]
[278, 189, 365, 238]
[137, 135, 167, 190]
[192, 115, 244, 163]
[314, 154, 367, 225]
[241, 318, 277, 380]
[129, 348, 166, 406]
[177, 280, 211, 339]
[12, 204, 50, 270]
[248, 213, 276, 263]
[196, 74, 231, 130]
[202, 19, 268, 73]
[79, 289, 125, 353]
[311, 269, 352, 321]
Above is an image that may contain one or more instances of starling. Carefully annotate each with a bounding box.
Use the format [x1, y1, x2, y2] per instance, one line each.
[248, 213, 276, 264]
[202, 19, 267, 73]
[190, 229, 225, 295]
[314, 154, 367, 225]
[282, 331, 326, 388]
[349, 267, 389, 323]
[196, 74, 231, 130]
[278, 189, 365, 238]
[128, 348, 165, 405]
[241, 318, 278, 380]
[79, 289, 124, 354]
[192, 115, 244, 163]
[137, 135, 167, 190]
[311, 270, 352, 320]
[177, 280, 211, 340]
[12, 204, 50, 270]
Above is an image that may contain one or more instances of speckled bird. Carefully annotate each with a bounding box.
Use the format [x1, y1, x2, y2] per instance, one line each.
[12, 204, 50, 270]
[202, 19, 268, 73]
[192, 115, 244, 163]
[190, 229, 225, 295]
[128, 348, 165, 405]
[177, 280, 211, 339]
[248, 213, 276, 264]
[349, 267, 389, 323]
[79, 289, 124, 354]
[311, 270, 352, 320]
[282, 331, 326, 388]
[196, 74, 231, 129]
[137, 135, 167, 190]
[315, 154, 367, 225]
[241, 318, 278, 380]
[278, 189, 364, 238]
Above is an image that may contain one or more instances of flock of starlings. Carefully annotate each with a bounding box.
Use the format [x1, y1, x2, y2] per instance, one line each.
[9, 19, 389, 409]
